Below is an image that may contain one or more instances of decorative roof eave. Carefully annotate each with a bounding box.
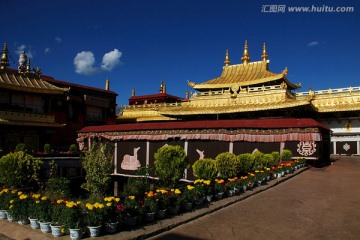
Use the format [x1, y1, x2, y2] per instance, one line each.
[77, 129, 323, 143]
[0, 119, 65, 127]
[118, 115, 178, 123]
[158, 100, 310, 116]
[0, 83, 68, 94]
[192, 75, 299, 90]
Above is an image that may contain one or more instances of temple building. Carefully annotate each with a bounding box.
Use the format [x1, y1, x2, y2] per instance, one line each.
[0, 43, 117, 153]
[114, 41, 360, 156]
[77, 41, 360, 181]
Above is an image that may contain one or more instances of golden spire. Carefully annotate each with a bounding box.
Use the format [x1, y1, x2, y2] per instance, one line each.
[0, 42, 10, 69]
[131, 87, 135, 96]
[261, 42, 268, 61]
[26, 58, 31, 73]
[241, 40, 250, 65]
[105, 77, 110, 90]
[224, 49, 230, 67]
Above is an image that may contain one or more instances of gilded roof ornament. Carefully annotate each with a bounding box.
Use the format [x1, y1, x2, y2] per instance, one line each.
[187, 80, 195, 87]
[224, 49, 230, 67]
[0, 43, 10, 69]
[241, 40, 250, 65]
[281, 67, 288, 77]
[261, 42, 268, 61]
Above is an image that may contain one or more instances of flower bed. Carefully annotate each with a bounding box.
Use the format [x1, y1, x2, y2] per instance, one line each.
[0, 159, 306, 238]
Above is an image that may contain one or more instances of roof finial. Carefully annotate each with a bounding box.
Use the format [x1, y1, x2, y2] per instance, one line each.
[131, 87, 135, 96]
[261, 42, 268, 61]
[26, 58, 31, 73]
[224, 49, 230, 67]
[241, 40, 250, 65]
[18, 51, 27, 73]
[105, 77, 110, 90]
[0, 42, 10, 69]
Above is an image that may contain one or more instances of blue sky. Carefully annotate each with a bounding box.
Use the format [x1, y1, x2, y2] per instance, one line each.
[2, 0, 359, 106]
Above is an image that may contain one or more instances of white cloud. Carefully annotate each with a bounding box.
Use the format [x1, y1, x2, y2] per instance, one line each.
[73, 51, 99, 75]
[16, 44, 34, 58]
[44, 48, 51, 54]
[101, 49, 122, 71]
[308, 41, 319, 47]
[55, 37, 62, 43]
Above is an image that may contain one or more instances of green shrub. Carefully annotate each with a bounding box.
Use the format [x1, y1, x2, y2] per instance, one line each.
[154, 145, 189, 188]
[192, 158, 217, 180]
[69, 144, 78, 153]
[215, 152, 237, 178]
[45, 177, 71, 200]
[15, 143, 28, 152]
[43, 143, 52, 154]
[0, 151, 42, 188]
[252, 151, 264, 170]
[81, 141, 114, 198]
[271, 151, 280, 165]
[281, 149, 293, 161]
[123, 165, 152, 197]
[263, 154, 274, 167]
[237, 153, 255, 174]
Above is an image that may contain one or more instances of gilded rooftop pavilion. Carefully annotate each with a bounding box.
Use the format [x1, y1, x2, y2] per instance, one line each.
[117, 41, 360, 155]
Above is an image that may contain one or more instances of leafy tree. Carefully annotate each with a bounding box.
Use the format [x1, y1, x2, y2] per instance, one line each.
[81, 141, 114, 198]
[252, 151, 265, 170]
[263, 153, 275, 167]
[154, 145, 188, 188]
[44, 160, 71, 200]
[0, 151, 42, 188]
[281, 149, 293, 161]
[15, 143, 28, 152]
[192, 158, 217, 180]
[271, 151, 280, 165]
[215, 152, 237, 178]
[236, 153, 255, 174]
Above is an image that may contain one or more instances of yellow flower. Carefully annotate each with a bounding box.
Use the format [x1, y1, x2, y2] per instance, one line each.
[174, 189, 181, 194]
[77, 201, 82, 205]
[41, 196, 47, 201]
[98, 204, 104, 209]
[106, 202, 112, 207]
[128, 196, 135, 200]
[18, 191, 23, 196]
[203, 180, 211, 185]
[11, 190, 17, 194]
[86, 204, 94, 210]
[9, 205, 13, 209]
[115, 198, 120, 202]
[187, 185, 194, 190]
[10, 200, 14, 204]
[57, 199, 63, 204]
[147, 191, 154, 197]
[36, 200, 40, 204]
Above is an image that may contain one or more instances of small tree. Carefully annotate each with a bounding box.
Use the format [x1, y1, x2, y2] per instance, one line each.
[81, 141, 114, 198]
[15, 143, 28, 152]
[237, 153, 255, 174]
[154, 145, 188, 188]
[69, 144, 78, 153]
[281, 149, 293, 161]
[271, 151, 280, 165]
[44, 160, 71, 200]
[192, 158, 217, 180]
[43, 143, 52, 154]
[252, 151, 265, 170]
[263, 153, 275, 167]
[0, 151, 42, 188]
[215, 152, 237, 178]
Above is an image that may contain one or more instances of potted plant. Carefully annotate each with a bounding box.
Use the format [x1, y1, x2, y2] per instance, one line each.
[84, 201, 107, 237]
[0, 188, 13, 219]
[213, 179, 226, 200]
[8, 191, 32, 224]
[143, 191, 158, 222]
[103, 196, 121, 233]
[167, 188, 182, 214]
[61, 200, 84, 240]
[180, 185, 195, 210]
[155, 189, 169, 219]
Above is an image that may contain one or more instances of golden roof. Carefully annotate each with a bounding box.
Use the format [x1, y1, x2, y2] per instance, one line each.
[0, 111, 64, 127]
[191, 42, 299, 90]
[159, 98, 310, 116]
[192, 60, 297, 90]
[0, 70, 68, 94]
